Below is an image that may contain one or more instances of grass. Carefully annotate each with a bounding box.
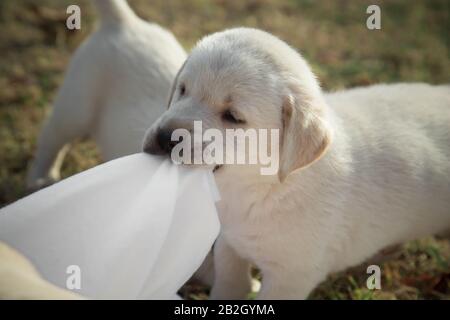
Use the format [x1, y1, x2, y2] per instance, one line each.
[0, 0, 449, 299]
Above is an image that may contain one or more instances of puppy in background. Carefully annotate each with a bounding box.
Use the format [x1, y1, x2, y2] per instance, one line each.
[27, 0, 186, 189]
[143, 28, 450, 299]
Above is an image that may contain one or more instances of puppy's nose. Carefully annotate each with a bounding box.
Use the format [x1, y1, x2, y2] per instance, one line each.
[157, 129, 178, 154]
[143, 129, 176, 155]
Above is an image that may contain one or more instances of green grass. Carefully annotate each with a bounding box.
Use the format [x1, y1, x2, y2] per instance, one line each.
[0, 0, 449, 299]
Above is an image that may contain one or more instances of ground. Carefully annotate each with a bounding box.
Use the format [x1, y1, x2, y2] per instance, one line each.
[0, 0, 448, 299]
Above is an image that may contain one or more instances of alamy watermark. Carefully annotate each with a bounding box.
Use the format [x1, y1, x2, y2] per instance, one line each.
[65, 4, 381, 31]
[66, 5, 81, 30]
[366, 5, 381, 30]
[169, 121, 280, 176]
[64, 263, 381, 292]
[66, 264, 81, 290]
[366, 265, 382, 290]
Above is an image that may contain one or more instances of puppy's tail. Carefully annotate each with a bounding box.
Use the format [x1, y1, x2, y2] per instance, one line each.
[92, 0, 137, 25]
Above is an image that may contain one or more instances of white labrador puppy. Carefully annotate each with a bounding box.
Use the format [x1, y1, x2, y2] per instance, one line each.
[143, 28, 450, 299]
[27, 0, 186, 189]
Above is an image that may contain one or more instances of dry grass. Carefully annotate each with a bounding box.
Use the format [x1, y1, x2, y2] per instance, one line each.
[0, 0, 448, 299]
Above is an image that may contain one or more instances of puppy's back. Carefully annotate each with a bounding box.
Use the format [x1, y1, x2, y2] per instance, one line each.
[325, 83, 450, 241]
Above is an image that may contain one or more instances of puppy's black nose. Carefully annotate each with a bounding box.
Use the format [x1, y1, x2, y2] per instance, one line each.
[143, 128, 179, 155]
[157, 129, 177, 154]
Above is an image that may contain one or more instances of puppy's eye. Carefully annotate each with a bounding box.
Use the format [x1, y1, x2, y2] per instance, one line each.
[222, 109, 245, 124]
[179, 84, 186, 96]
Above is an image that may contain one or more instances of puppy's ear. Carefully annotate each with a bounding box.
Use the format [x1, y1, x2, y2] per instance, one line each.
[167, 59, 187, 109]
[279, 89, 332, 182]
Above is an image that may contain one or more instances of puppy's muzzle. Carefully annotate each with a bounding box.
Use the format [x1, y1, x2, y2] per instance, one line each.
[143, 129, 176, 155]
[143, 127, 222, 172]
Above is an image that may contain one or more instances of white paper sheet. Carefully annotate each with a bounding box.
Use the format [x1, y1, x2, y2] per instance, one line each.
[0, 153, 220, 299]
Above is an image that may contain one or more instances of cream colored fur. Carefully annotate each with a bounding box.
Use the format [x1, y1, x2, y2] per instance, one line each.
[0, 242, 82, 299]
[27, 0, 186, 189]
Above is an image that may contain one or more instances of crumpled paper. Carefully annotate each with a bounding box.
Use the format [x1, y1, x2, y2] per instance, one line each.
[0, 154, 220, 299]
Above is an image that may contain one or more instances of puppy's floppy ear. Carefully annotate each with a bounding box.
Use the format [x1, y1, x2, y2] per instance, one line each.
[167, 59, 187, 109]
[279, 85, 333, 182]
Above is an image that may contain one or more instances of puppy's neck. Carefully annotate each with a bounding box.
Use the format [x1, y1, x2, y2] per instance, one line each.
[214, 165, 278, 224]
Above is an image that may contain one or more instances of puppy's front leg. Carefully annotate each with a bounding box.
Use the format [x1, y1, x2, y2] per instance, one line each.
[257, 267, 327, 299]
[209, 234, 252, 300]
